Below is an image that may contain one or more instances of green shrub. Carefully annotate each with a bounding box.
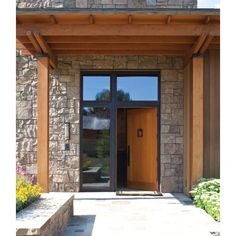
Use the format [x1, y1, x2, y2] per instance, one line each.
[190, 178, 220, 221]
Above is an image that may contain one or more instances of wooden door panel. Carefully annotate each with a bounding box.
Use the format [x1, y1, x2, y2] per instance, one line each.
[127, 108, 158, 190]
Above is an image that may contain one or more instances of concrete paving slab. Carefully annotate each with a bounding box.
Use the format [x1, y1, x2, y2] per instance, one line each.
[61, 192, 220, 236]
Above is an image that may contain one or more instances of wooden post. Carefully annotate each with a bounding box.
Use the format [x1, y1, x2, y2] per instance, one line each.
[37, 56, 49, 192]
[191, 54, 204, 187]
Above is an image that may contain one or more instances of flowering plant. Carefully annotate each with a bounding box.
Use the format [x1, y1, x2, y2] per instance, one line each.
[16, 166, 42, 212]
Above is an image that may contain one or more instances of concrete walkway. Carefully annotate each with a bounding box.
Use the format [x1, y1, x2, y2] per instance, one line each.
[61, 192, 220, 236]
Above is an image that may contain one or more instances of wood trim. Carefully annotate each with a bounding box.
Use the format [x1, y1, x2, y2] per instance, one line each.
[37, 57, 49, 193]
[191, 55, 204, 187]
[183, 62, 192, 195]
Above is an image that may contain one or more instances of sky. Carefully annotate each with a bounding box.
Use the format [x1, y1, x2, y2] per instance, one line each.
[197, 0, 220, 8]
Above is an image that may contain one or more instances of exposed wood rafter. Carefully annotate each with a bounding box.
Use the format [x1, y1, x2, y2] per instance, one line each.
[128, 15, 133, 24]
[49, 15, 57, 24]
[33, 32, 57, 69]
[166, 15, 172, 24]
[89, 14, 95, 24]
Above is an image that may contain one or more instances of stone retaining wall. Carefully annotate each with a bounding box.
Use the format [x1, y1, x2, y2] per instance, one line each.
[16, 54, 184, 192]
[16, 193, 74, 236]
[16, 0, 197, 9]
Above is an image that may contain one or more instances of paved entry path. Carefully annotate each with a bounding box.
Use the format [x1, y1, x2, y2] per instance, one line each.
[61, 192, 220, 236]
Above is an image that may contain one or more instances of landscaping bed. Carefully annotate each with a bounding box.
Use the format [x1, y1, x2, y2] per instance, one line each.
[190, 178, 220, 222]
[16, 167, 42, 212]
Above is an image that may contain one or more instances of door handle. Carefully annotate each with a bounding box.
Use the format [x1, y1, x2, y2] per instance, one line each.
[127, 145, 130, 167]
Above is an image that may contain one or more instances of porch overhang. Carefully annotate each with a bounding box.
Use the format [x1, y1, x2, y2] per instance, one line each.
[16, 8, 220, 193]
[16, 8, 220, 69]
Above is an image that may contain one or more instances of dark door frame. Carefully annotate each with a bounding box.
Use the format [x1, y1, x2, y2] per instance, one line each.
[79, 70, 161, 192]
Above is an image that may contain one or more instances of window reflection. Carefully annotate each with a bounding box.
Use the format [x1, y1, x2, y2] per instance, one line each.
[117, 76, 158, 101]
[82, 107, 110, 188]
[83, 76, 110, 101]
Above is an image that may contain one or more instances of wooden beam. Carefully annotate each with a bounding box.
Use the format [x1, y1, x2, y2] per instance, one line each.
[191, 55, 204, 187]
[16, 23, 220, 37]
[199, 34, 214, 53]
[166, 15, 172, 24]
[184, 33, 208, 66]
[37, 56, 49, 193]
[47, 43, 191, 51]
[191, 33, 208, 54]
[33, 32, 57, 69]
[53, 49, 185, 56]
[49, 15, 57, 24]
[26, 31, 42, 53]
[16, 35, 197, 44]
[89, 14, 95, 24]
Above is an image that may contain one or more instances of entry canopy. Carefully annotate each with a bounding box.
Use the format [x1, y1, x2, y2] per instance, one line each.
[16, 8, 220, 69]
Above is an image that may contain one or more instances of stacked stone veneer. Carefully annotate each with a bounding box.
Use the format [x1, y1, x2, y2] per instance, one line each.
[16, 54, 184, 192]
[16, 0, 197, 9]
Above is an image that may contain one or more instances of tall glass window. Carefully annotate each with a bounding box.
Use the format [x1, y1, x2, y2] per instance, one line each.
[117, 76, 158, 101]
[82, 107, 110, 188]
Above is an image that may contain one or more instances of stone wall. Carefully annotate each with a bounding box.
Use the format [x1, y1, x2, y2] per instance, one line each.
[16, 0, 197, 9]
[16, 54, 184, 192]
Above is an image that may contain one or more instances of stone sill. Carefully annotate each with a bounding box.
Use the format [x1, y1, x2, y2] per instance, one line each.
[16, 192, 74, 236]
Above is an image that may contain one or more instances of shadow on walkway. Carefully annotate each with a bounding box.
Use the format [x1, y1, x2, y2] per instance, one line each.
[61, 215, 96, 236]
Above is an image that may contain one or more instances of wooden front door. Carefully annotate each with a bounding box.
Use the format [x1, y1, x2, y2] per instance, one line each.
[127, 108, 158, 190]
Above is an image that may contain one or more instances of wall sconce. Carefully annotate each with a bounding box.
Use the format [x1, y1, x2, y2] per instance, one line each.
[64, 122, 70, 141]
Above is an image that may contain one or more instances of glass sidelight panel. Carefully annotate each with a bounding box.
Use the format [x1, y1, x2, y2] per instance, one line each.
[117, 76, 158, 101]
[82, 107, 111, 188]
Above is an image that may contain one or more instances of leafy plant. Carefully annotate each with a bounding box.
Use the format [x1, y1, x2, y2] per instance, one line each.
[16, 167, 42, 212]
[190, 178, 220, 221]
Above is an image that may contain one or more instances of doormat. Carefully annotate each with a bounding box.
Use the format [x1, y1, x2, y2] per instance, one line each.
[116, 190, 163, 196]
